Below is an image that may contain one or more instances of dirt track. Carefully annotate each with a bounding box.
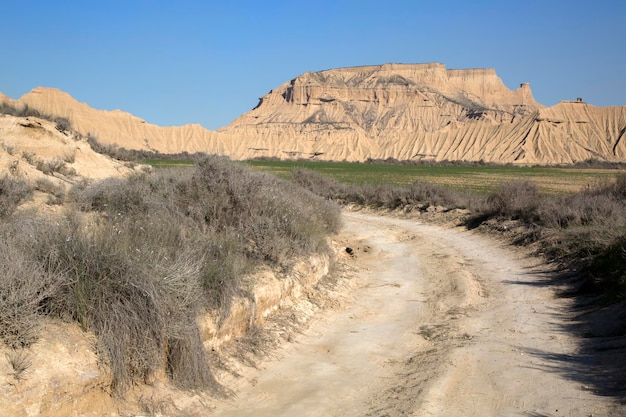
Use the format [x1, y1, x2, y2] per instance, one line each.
[210, 211, 620, 416]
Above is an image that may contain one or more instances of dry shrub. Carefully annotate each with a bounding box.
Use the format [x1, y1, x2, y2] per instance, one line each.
[468, 176, 626, 301]
[35, 177, 65, 204]
[6, 349, 32, 381]
[0, 218, 63, 348]
[0, 175, 32, 219]
[485, 180, 541, 221]
[182, 157, 341, 264]
[35, 157, 73, 176]
[70, 173, 152, 214]
[0, 156, 341, 394]
[291, 167, 461, 211]
[29, 213, 210, 393]
[59, 157, 339, 392]
[583, 235, 626, 301]
[291, 167, 346, 199]
[407, 180, 461, 208]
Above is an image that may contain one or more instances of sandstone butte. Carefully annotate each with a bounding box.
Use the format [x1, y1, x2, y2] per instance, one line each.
[2, 62, 625, 164]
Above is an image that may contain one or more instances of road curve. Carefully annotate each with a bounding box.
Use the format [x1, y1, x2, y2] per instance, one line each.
[209, 211, 618, 417]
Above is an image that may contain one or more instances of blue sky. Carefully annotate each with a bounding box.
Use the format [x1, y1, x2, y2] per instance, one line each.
[1, 1, 624, 129]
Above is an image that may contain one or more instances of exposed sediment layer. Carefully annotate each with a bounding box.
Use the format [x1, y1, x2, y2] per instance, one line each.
[0, 250, 332, 417]
[2, 63, 625, 164]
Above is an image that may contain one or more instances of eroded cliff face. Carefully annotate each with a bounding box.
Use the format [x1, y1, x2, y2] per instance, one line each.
[222, 63, 626, 163]
[3, 63, 625, 164]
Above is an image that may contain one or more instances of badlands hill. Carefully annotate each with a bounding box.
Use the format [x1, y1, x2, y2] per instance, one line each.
[2, 62, 626, 164]
[0, 111, 138, 211]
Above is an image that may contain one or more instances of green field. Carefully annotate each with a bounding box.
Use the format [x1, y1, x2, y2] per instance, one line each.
[245, 160, 626, 194]
[141, 158, 196, 168]
[142, 158, 625, 195]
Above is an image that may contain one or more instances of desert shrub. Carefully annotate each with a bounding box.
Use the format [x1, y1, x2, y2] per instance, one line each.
[35, 157, 67, 175]
[61, 148, 76, 164]
[406, 180, 462, 208]
[86, 134, 120, 158]
[2, 143, 15, 155]
[53, 117, 71, 134]
[0, 157, 341, 393]
[183, 157, 341, 264]
[485, 180, 542, 221]
[33, 155, 77, 177]
[292, 167, 464, 211]
[0, 175, 32, 219]
[35, 177, 65, 204]
[21, 151, 36, 165]
[582, 235, 626, 301]
[70, 173, 152, 214]
[0, 219, 63, 348]
[291, 167, 347, 199]
[464, 175, 626, 302]
[70, 158, 341, 297]
[85, 133, 208, 163]
[615, 173, 626, 198]
[0, 103, 74, 132]
[0, 103, 44, 119]
[29, 213, 211, 393]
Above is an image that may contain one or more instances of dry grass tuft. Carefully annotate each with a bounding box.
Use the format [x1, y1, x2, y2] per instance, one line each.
[0, 156, 341, 394]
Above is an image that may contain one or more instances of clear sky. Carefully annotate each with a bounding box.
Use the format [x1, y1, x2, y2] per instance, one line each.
[1, 0, 624, 130]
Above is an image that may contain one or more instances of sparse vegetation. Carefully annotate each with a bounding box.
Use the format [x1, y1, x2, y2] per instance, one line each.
[6, 349, 32, 381]
[2, 103, 624, 394]
[35, 177, 66, 204]
[1, 102, 73, 134]
[292, 167, 626, 304]
[35, 157, 67, 175]
[0, 175, 33, 219]
[85, 133, 205, 164]
[0, 156, 340, 394]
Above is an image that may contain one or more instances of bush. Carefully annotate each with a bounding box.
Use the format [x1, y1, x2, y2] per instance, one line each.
[35, 157, 67, 175]
[291, 167, 462, 211]
[51, 156, 340, 392]
[0, 219, 63, 348]
[291, 167, 346, 200]
[0, 175, 32, 219]
[28, 213, 211, 393]
[485, 180, 541, 221]
[53, 117, 71, 134]
[583, 235, 626, 301]
[0, 103, 73, 132]
[0, 156, 351, 394]
[35, 177, 65, 204]
[177, 157, 341, 264]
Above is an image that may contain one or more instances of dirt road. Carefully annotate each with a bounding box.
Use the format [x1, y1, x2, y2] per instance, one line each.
[210, 211, 620, 416]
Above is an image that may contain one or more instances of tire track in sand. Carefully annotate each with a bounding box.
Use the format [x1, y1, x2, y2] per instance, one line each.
[209, 211, 618, 417]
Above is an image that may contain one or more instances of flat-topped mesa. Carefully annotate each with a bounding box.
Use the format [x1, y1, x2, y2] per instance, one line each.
[3, 63, 625, 164]
[259, 63, 540, 113]
[446, 68, 538, 110]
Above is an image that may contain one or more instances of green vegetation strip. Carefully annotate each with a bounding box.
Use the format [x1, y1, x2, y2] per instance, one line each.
[141, 158, 196, 168]
[246, 160, 625, 194]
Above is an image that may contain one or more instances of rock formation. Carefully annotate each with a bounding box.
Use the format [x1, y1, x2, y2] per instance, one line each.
[2, 63, 626, 164]
[0, 112, 137, 202]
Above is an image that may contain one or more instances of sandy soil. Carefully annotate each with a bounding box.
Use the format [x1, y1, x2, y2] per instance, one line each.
[208, 211, 622, 417]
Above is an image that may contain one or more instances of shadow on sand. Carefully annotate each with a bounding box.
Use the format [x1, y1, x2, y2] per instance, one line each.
[508, 265, 626, 408]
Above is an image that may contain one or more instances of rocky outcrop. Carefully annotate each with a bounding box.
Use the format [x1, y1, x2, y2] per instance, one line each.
[2, 63, 626, 164]
[223, 63, 625, 164]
